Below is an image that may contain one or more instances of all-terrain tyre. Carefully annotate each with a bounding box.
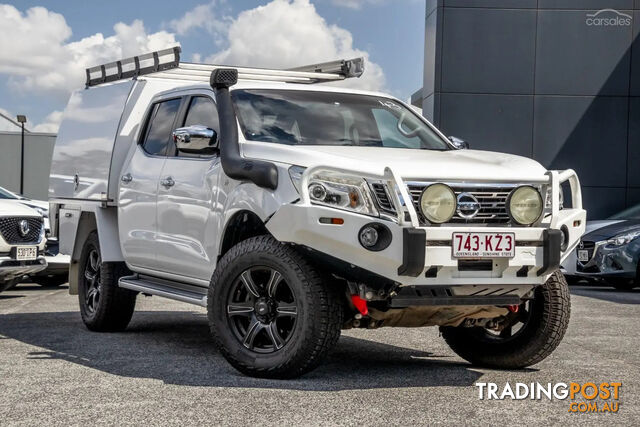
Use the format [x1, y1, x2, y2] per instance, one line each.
[78, 231, 137, 332]
[208, 235, 343, 379]
[441, 270, 570, 369]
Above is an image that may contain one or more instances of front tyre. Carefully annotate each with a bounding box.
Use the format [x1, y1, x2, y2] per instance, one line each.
[78, 232, 137, 332]
[441, 271, 570, 369]
[208, 236, 342, 379]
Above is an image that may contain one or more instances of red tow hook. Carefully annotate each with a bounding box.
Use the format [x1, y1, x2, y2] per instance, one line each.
[351, 295, 369, 316]
[507, 305, 519, 313]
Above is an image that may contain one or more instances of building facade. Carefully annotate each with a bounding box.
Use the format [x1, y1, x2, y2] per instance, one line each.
[417, 0, 640, 219]
[0, 131, 57, 200]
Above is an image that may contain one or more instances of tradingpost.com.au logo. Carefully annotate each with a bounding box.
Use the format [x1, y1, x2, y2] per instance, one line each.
[586, 9, 632, 27]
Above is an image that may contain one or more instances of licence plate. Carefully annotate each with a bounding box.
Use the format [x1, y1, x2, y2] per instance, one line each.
[452, 232, 515, 258]
[16, 246, 37, 260]
[577, 250, 589, 262]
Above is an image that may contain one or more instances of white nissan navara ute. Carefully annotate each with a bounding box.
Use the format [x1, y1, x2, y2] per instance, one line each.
[48, 48, 586, 378]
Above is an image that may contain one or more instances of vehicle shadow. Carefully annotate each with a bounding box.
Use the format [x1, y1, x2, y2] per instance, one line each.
[0, 310, 489, 391]
[571, 285, 640, 305]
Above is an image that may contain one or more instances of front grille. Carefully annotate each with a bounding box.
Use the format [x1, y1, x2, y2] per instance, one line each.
[408, 184, 515, 225]
[0, 217, 43, 244]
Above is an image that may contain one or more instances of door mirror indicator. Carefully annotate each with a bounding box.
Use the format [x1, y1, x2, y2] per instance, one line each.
[172, 125, 218, 154]
[448, 136, 469, 149]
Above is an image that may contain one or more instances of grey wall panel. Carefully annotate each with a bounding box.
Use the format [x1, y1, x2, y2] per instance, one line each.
[636, 0, 640, 9]
[0, 132, 56, 200]
[443, 0, 536, 7]
[535, 10, 632, 96]
[423, 6, 441, 98]
[0, 133, 22, 194]
[626, 188, 640, 207]
[24, 134, 56, 200]
[631, 11, 640, 96]
[422, 93, 441, 125]
[628, 97, 640, 187]
[426, 0, 440, 16]
[441, 8, 536, 94]
[538, 0, 633, 9]
[582, 187, 627, 219]
[440, 93, 533, 157]
[533, 96, 628, 188]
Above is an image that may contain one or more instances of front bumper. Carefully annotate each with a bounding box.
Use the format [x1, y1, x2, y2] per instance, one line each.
[267, 167, 585, 288]
[267, 204, 586, 287]
[0, 255, 48, 281]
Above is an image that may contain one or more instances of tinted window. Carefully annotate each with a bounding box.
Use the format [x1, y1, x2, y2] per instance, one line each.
[142, 98, 181, 156]
[232, 89, 451, 150]
[183, 96, 219, 130]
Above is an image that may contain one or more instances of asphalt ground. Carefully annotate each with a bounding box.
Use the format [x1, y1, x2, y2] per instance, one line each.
[1, 282, 638, 426]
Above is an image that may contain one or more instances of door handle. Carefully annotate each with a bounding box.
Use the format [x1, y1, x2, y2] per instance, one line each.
[121, 173, 133, 184]
[160, 176, 175, 188]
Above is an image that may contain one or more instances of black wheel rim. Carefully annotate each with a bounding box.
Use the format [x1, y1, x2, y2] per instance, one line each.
[226, 267, 298, 354]
[83, 249, 101, 314]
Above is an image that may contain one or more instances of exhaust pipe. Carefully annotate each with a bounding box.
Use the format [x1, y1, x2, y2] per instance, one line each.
[210, 69, 278, 190]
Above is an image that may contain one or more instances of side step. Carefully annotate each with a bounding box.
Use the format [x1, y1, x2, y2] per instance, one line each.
[119, 275, 208, 307]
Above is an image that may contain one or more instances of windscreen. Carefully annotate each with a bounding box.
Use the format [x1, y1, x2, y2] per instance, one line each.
[232, 89, 451, 150]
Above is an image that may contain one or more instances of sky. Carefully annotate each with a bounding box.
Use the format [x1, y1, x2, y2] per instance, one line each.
[0, 0, 425, 133]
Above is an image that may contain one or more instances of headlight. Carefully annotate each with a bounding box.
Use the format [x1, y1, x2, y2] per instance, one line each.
[292, 168, 379, 216]
[606, 230, 640, 247]
[508, 186, 543, 225]
[419, 183, 456, 224]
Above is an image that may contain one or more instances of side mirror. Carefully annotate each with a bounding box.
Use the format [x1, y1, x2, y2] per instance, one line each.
[172, 125, 218, 154]
[448, 136, 469, 150]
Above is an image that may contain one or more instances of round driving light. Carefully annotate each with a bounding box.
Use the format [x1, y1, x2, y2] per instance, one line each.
[309, 183, 327, 201]
[419, 183, 456, 224]
[508, 186, 543, 225]
[359, 226, 379, 248]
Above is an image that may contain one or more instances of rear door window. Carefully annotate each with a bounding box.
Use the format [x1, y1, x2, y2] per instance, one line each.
[142, 98, 181, 156]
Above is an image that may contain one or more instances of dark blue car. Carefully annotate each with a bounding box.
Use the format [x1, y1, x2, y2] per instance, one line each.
[576, 205, 640, 290]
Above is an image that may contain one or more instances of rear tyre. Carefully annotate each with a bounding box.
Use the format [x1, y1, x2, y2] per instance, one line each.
[208, 235, 342, 379]
[441, 270, 570, 369]
[78, 232, 137, 332]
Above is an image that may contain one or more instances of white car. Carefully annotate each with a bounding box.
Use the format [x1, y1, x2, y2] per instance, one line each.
[0, 200, 47, 292]
[48, 48, 586, 378]
[0, 186, 70, 287]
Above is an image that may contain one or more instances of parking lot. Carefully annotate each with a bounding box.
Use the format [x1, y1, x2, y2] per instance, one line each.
[1, 283, 638, 425]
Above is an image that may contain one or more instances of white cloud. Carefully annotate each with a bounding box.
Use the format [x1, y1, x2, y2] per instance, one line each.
[168, 0, 230, 45]
[0, 5, 179, 96]
[206, 0, 385, 91]
[32, 110, 63, 133]
[0, 1, 386, 133]
[330, 0, 384, 9]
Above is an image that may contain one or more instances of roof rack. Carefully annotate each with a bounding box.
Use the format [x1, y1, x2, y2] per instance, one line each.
[85, 47, 364, 88]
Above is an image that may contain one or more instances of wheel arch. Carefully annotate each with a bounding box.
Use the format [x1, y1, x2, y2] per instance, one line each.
[218, 210, 270, 260]
[68, 207, 123, 294]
